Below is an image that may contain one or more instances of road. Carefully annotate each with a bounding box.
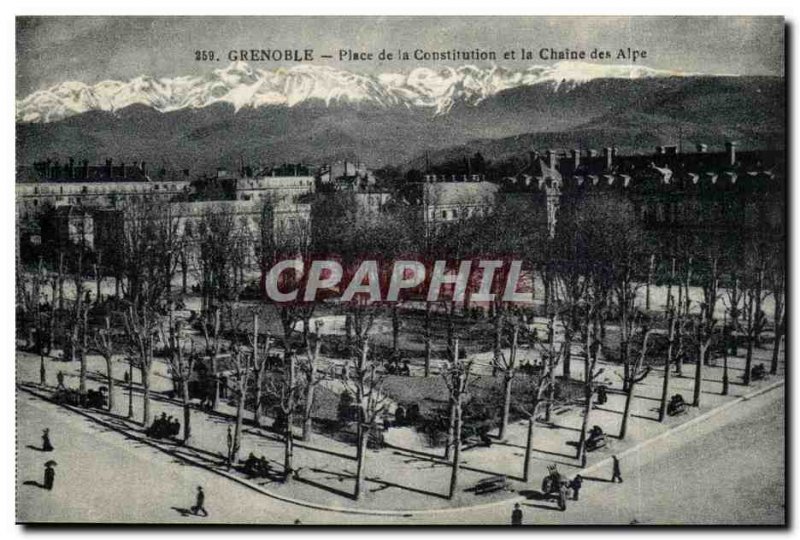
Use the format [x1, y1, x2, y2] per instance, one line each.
[16, 384, 784, 525]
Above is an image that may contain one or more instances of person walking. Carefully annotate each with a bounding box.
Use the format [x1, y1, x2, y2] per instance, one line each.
[43, 462, 56, 490]
[557, 482, 568, 511]
[56, 371, 65, 390]
[612, 455, 623, 483]
[41, 428, 53, 452]
[570, 475, 583, 500]
[191, 486, 208, 517]
[511, 502, 523, 525]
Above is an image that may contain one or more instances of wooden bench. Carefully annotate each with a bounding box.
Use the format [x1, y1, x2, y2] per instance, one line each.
[470, 475, 509, 495]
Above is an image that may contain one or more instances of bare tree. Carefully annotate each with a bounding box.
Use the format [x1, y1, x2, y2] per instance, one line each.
[740, 259, 768, 386]
[161, 312, 197, 444]
[119, 202, 182, 427]
[574, 270, 611, 468]
[767, 252, 786, 375]
[247, 312, 271, 428]
[123, 303, 158, 426]
[691, 257, 719, 407]
[344, 329, 390, 500]
[441, 338, 475, 499]
[225, 314, 252, 468]
[518, 315, 563, 481]
[299, 319, 326, 441]
[618, 325, 657, 439]
[92, 316, 119, 411]
[658, 289, 688, 421]
[495, 323, 520, 440]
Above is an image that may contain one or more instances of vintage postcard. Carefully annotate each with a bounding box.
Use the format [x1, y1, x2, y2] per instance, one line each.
[15, 16, 786, 525]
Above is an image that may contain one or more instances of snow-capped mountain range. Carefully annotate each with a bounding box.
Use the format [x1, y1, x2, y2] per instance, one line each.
[17, 61, 692, 123]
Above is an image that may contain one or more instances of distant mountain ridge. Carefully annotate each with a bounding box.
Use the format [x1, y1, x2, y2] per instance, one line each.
[17, 61, 693, 123]
[15, 68, 784, 172]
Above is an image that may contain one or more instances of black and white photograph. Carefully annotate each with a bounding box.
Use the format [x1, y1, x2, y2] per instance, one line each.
[13, 14, 786, 526]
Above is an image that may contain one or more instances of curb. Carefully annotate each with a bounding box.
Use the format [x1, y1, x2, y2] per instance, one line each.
[435, 377, 786, 517]
[18, 377, 784, 518]
[17, 384, 412, 518]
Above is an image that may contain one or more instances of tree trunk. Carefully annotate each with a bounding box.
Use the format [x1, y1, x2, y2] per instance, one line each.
[232, 381, 245, 465]
[743, 336, 754, 386]
[253, 370, 264, 427]
[562, 327, 573, 380]
[770, 330, 783, 375]
[645, 254, 655, 312]
[493, 310, 503, 377]
[282, 346, 297, 482]
[448, 389, 463, 499]
[105, 358, 115, 411]
[424, 304, 432, 377]
[444, 397, 455, 461]
[354, 420, 369, 500]
[498, 372, 514, 440]
[283, 412, 294, 482]
[211, 310, 221, 410]
[302, 383, 316, 442]
[577, 384, 595, 468]
[142, 364, 152, 427]
[545, 322, 556, 422]
[182, 378, 192, 445]
[722, 347, 730, 396]
[693, 343, 706, 406]
[181, 258, 188, 295]
[619, 381, 636, 439]
[127, 362, 134, 419]
[392, 305, 400, 354]
[522, 400, 539, 482]
[658, 329, 673, 422]
[78, 339, 87, 398]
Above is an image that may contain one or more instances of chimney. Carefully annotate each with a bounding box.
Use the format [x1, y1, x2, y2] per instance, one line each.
[546, 149, 556, 170]
[571, 149, 580, 169]
[603, 147, 613, 170]
[725, 141, 737, 166]
[696, 143, 707, 153]
[106, 159, 113, 179]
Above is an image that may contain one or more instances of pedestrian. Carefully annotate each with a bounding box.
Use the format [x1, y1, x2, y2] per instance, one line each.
[56, 371, 65, 390]
[612, 455, 623, 483]
[41, 428, 53, 452]
[597, 385, 608, 405]
[511, 502, 523, 525]
[43, 462, 55, 490]
[124, 371, 130, 385]
[226, 425, 233, 465]
[191, 486, 208, 517]
[558, 482, 568, 511]
[570, 475, 583, 500]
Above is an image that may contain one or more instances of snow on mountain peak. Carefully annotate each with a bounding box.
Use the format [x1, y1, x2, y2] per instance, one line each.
[16, 61, 691, 123]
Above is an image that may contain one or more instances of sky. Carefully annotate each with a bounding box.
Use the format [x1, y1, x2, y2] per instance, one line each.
[15, 16, 785, 97]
